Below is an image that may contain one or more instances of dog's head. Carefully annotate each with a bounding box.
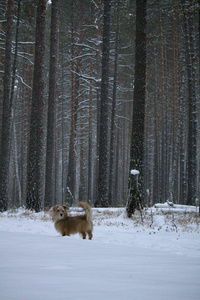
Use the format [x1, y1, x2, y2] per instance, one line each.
[49, 205, 69, 222]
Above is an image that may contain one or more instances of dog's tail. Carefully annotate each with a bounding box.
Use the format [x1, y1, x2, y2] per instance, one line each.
[78, 202, 92, 222]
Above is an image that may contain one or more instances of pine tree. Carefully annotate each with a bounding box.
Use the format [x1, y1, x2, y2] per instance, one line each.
[66, 0, 77, 205]
[96, 0, 111, 207]
[0, 0, 14, 212]
[108, 0, 120, 206]
[183, 2, 197, 206]
[126, 0, 147, 217]
[44, 0, 58, 209]
[26, 0, 46, 212]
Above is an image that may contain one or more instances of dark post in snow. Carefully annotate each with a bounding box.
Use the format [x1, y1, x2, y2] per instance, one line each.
[126, 170, 141, 217]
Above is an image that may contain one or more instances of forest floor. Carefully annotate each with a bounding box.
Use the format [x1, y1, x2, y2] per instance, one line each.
[0, 204, 200, 300]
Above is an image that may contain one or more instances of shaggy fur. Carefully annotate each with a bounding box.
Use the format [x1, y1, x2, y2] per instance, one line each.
[50, 202, 93, 240]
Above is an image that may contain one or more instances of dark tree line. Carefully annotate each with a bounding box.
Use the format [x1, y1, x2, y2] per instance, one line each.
[0, 0, 199, 213]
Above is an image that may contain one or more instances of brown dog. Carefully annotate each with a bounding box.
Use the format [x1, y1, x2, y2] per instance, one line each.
[50, 202, 93, 240]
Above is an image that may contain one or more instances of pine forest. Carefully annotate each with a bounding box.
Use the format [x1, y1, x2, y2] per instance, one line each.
[0, 0, 199, 214]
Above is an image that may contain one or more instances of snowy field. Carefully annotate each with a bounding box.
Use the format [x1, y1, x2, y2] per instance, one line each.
[0, 204, 200, 300]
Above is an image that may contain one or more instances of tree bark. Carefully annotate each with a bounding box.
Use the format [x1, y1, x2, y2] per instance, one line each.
[96, 0, 111, 207]
[108, 0, 120, 206]
[126, 0, 146, 217]
[66, 0, 76, 205]
[44, 0, 58, 209]
[183, 3, 197, 206]
[0, 0, 14, 212]
[26, 0, 46, 212]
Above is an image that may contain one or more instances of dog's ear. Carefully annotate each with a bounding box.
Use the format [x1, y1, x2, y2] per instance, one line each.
[49, 205, 58, 212]
[62, 204, 69, 211]
[54, 205, 60, 211]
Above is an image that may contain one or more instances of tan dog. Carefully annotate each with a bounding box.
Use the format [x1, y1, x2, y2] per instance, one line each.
[50, 202, 93, 240]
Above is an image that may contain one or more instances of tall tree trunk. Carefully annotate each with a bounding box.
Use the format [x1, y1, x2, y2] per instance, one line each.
[88, 57, 93, 204]
[108, 0, 120, 206]
[96, 0, 111, 207]
[93, 0, 102, 206]
[66, 1, 76, 205]
[26, 0, 46, 212]
[79, 107, 87, 203]
[88, 3, 94, 205]
[126, 0, 146, 217]
[10, 0, 21, 206]
[183, 3, 197, 206]
[0, 2, 7, 140]
[0, 0, 14, 212]
[44, 0, 58, 209]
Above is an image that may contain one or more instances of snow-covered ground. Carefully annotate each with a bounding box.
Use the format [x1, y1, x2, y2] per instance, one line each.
[0, 205, 200, 300]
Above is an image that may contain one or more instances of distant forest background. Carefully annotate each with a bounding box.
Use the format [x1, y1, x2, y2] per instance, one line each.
[0, 0, 199, 212]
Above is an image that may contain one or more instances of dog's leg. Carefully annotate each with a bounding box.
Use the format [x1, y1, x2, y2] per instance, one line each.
[81, 232, 86, 239]
[88, 231, 93, 240]
[62, 231, 70, 237]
